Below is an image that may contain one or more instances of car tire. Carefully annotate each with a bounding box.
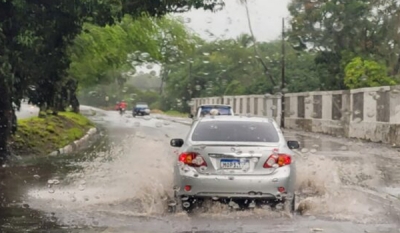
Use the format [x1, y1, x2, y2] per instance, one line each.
[178, 196, 198, 213]
[167, 196, 195, 213]
[167, 191, 180, 213]
[234, 199, 250, 210]
[167, 199, 178, 213]
[181, 198, 193, 213]
[283, 195, 295, 213]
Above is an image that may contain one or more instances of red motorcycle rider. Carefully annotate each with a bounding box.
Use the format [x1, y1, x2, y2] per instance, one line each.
[118, 100, 127, 114]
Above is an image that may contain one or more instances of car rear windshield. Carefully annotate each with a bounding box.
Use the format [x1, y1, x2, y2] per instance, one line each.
[136, 104, 148, 108]
[200, 106, 232, 116]
[191, 121, 279, 142]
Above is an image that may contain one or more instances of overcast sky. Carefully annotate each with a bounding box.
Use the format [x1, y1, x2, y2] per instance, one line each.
[174, 0, 291, 42]
[136, 0, 291, 75]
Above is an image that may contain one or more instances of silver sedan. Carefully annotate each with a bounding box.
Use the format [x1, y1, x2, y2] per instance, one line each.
[169, 116, 300, 213]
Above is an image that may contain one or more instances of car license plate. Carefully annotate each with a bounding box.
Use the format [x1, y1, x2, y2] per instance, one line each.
[220, 159, 247, 169]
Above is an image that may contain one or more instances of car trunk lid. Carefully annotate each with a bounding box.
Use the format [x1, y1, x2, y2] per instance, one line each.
[188, 142, 281, 175]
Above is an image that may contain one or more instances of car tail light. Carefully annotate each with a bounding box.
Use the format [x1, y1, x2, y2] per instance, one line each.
[278, 187, 286, 193]
[179, 152, 207, 167]
[263, 154, 291, 168]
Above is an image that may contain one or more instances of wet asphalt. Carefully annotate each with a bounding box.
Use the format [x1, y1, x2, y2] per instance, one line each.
[1, 105, 400, 233]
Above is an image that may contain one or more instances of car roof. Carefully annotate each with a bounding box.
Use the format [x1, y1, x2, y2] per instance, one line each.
[198, 104, 231, 108]
[197, 115, 275, 123]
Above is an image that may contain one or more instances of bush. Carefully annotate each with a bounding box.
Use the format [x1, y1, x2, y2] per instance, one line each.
[344, 57, 397, 89]
[10, 112, 94, 156]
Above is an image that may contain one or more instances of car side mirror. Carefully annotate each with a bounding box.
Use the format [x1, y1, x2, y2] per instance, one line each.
[170, 138, 184, 147]
[287, 140, 300, 149]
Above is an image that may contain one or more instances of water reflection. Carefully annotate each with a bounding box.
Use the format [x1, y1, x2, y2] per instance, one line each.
[0, 127, 109, 232]
[287, 133, 346, 152]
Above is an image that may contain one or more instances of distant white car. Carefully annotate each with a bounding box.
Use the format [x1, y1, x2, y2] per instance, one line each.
[189, 104, 234, 121]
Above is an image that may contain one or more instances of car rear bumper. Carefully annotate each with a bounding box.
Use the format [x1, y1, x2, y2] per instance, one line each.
[174, 166, 295, 200]
[133, 111, 150, 115]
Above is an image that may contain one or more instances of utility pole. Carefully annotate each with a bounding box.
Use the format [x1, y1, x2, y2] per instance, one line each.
[280, 17, 286, 128]
[159, 68, 165, 95]
[189, 62, 193, 98]
[188, 62, 193, 113]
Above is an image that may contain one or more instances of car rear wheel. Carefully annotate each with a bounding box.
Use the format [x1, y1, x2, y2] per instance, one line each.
[226, 199, 251, 210]
[283, 195, 295, 213]
[180, 197, 195, 213]
[174, 196, 204, 213]
[167, 200, 178, 213]
[168, 192, 195, 213]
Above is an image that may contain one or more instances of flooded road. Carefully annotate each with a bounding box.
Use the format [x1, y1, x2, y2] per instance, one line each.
[16, 102, 40, 119]
[1, 108, 400, 233]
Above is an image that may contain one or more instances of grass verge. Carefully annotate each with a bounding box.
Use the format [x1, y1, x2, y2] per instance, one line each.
[151, 109, 187, 118]
[10, 112, 94, 156]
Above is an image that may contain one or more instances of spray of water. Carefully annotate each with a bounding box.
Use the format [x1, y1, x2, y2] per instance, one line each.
[26, 131, 175, 219]
[25, 121, 399, 226]
[294, 149, 393, 223]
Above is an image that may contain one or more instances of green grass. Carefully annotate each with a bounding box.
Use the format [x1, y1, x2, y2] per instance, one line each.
[163, 110, 188, 118]
[10, 111, 94, 156]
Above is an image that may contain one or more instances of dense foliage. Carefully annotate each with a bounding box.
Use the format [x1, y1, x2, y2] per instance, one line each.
[344, 57, 396, 89]
[161, 36, 323, 112]
[69, 14, 195, 89]
[78, 32, 324, 113]
[287, 0, 400, 88]
[89, 1, 400, 113]
[0, 0, 224, 160]
[3, 0, 400, 160]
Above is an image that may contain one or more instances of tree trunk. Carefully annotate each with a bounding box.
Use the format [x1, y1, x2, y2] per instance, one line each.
[71, 96, 80, 113]
[67, 78, 80, 113]
[0, 79, 12, 163]
[392, 52, 400, 76]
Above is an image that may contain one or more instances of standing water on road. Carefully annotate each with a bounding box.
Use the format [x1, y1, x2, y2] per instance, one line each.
[1, 110, 398, 232]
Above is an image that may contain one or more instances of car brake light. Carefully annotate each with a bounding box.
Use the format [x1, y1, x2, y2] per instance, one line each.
[179, 152, 207, 167]
[278, 187, 285, 193]
[263, 154, 291, 168]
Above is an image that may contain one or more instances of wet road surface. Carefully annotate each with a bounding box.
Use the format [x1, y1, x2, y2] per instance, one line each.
[1, 107, 400, 232]
[16, 102, 39, 119]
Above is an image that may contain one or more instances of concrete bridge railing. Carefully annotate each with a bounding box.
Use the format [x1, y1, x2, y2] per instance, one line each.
[191, 85, 400, 145]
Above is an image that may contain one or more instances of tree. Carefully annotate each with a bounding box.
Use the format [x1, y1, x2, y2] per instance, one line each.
[287, 0, 400, 89]
[69, 14, 195, 89]
[0, 0, 225, 161]
[162, 36, 322, 112]
[344, 57, 397, 89]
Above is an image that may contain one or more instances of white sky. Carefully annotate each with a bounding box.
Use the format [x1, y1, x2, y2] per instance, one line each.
[174, 0, 291, 42]
[136, 0, 291, 76]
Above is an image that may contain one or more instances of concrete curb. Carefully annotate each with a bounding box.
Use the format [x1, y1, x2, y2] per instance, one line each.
[175, 121, 191, 126]
[48, 127, 98, 156]
[160, 115, 191, 126]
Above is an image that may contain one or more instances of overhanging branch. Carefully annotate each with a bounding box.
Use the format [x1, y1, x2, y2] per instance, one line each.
[242, 0, 277, 87]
